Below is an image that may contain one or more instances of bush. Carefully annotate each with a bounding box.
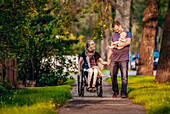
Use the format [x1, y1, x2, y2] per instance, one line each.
[0, 79, 14, 95]
[36, 73, 68, 87]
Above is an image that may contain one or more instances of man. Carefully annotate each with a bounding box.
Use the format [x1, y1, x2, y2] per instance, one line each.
[107, 21, 132, 98]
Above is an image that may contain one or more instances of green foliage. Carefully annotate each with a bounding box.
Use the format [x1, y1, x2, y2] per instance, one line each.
[157, 0, 169, 27]
[0, 85, 72, 113]
[92, 0, 112, 40]
[130, 0, 169, 54]
[36, 73, 58, 87]
[106, 75, 170, 114]
[0, 79, 14, 96]
[36, 55, 75, 86]
[0, 0, 80, 86]
[63, 77, 75, 85]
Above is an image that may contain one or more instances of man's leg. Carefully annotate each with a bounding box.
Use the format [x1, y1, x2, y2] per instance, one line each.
[88, 68, 93, 88]
[119, 60, 128, 97]
[110, 61, 119, 96]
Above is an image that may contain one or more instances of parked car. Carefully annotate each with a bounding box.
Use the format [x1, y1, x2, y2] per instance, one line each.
[130, 54, 137, 70]
[130, 50, 159, 70]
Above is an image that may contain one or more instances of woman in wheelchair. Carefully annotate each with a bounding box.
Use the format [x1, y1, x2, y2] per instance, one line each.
[78, 40, 108, 92]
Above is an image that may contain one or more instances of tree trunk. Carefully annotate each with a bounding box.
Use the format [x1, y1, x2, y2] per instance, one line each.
[136, 0, 159, 76]
[155, 0, 170, 83]
[100, 2, 112, 70]
[115, 0, 131, 30]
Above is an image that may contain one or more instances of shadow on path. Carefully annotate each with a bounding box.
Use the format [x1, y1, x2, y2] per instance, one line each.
[58, 80, 146, 114]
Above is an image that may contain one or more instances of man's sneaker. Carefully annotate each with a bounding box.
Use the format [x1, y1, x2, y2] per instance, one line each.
[112, 93, 117, 98]
[121, 95, 127, 98]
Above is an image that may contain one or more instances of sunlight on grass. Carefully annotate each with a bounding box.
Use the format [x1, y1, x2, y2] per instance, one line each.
[101, 68, 134, 73]
[0, 78, 75, 114]
[0, 102, 56, 114]
[106, 75, 170, 114]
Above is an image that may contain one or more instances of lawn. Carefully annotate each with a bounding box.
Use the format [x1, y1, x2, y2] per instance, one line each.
[105, 75, 170, 114]
[101, 68, 134, 73]
[0, 78, 75, 114]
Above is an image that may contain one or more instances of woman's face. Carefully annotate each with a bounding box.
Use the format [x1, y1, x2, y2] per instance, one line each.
[88, 52, 94, 57]
[89, 41, 95, 50]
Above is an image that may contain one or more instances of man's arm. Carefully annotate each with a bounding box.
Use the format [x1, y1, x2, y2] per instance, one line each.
[116, 38, 131, 47]
[78, 57, 83, 76]
[107, 49, 113, 65]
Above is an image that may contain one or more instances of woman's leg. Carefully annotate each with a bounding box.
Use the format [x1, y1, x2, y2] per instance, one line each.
[92, 68, 98, 87]
[88, 68, 93, 87]
[95, 66, 106, 77]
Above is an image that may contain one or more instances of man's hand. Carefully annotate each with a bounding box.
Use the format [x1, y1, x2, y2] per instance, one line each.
[114, 44, 118, 49]
[107, 59, 111, 65]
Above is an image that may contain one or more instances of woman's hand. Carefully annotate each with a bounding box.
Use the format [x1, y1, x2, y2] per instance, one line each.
[92, 66, 98, 69]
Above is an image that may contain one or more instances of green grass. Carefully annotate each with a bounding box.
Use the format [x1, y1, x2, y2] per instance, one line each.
[101, 68, 134, 73]
[105, 75, 170, 114]
[0, 78, 75, 114]
[64, 77, 75, 85]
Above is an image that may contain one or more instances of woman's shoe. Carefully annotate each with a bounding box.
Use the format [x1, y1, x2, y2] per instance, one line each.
[92, 87, 96, 92]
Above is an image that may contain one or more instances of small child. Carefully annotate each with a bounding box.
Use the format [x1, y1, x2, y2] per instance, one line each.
[86, 47, 107, 90]
[86, 47, 107, 77]
[109, 31, 127, 50]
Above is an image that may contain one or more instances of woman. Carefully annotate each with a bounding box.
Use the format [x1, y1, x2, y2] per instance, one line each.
[78, 40, 108, 91]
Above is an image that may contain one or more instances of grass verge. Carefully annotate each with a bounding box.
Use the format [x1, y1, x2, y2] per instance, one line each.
[0, 78, 75, 114]
[101, 68, 134, 73]
[105, 75, 170, 114]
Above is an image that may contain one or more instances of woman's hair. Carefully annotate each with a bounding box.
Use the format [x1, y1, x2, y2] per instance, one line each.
[85, 40, 95, 56]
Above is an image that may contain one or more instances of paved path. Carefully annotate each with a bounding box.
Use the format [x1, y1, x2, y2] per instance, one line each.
[58, 80, 146, 114]
[68, 71, 157, 79]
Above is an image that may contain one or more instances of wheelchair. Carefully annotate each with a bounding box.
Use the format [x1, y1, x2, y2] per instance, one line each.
[77, 68, 103, 97]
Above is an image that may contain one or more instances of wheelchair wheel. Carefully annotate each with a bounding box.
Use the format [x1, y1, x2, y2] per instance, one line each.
[77, 75, 81, 96]
[80, 72, 85, 97]
[77, 70, 85, 97]
[97, 77, 103, 97]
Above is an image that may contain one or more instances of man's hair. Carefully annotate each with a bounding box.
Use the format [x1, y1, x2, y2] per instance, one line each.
[112, 21, 121, 28]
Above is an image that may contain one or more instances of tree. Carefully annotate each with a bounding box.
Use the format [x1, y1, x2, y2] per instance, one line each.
[130, 0, 146, 54]
[155, 0, 170, 83]
[0, 0, 80, 85]
[92, 0, 132, 69]
[136, 0, 160, 76]
[114, 0, 131, 31]
[155, 0, 169, 51]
